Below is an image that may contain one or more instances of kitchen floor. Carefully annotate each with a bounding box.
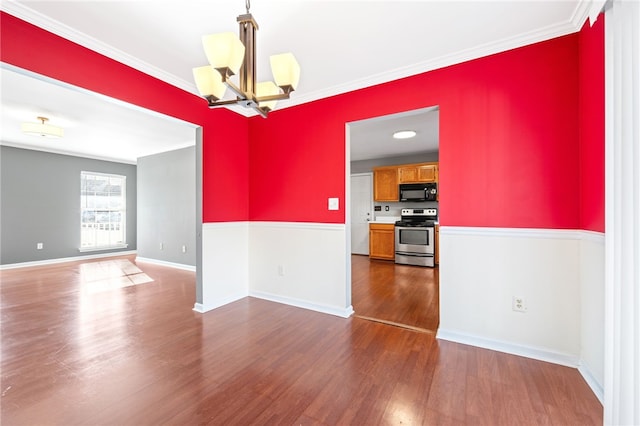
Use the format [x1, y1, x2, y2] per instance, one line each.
[351, 254, 439, 332]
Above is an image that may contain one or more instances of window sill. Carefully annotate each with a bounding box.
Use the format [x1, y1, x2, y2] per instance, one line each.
[79, 244, 129, 253]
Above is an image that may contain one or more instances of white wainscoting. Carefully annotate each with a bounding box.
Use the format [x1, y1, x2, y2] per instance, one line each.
[196, 222, 249, 313]
[248, 222, 353, 318]
[437, 226, 605, 401]
[579, 231, 605, 403]
[438, 227, 584, 363]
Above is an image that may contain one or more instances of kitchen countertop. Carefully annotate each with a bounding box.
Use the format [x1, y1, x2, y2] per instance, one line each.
[370, 216, 400, 224]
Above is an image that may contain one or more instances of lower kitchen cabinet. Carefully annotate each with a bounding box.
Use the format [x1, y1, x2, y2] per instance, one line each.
[369, 223, 395, 261]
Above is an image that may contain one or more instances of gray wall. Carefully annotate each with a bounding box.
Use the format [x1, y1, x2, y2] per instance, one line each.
[350, 152, 439, 174]
[0, 146, 137, 265]
[137, 146, 195, 267]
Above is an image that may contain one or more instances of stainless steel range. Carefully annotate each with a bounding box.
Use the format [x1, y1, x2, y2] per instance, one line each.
[395, 208, 437, 267]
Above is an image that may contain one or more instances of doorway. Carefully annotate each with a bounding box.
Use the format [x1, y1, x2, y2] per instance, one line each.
[347, 107, 440, 332]
[350, 173, 373, 255]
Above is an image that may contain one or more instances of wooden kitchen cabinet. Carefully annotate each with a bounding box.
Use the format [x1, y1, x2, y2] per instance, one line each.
[398, 163, 438, 183]
[369, 223, 395, 260]
[373, 167, 399, 201]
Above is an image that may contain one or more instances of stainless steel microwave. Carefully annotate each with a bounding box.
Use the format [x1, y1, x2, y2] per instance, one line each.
[399, 183, 437, 202]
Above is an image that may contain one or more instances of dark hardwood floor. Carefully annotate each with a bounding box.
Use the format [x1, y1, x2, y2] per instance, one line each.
[351, 254, 439, 332]
[1, 255, 602, 425]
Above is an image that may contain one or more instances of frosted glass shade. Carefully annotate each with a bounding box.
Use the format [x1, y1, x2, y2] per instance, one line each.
[192, 66, 227, 100]
[270, 53, 300, 90]
[256, 81, 279, 111]
[21, 121, 64, 138]
[202, 32, 245, 75]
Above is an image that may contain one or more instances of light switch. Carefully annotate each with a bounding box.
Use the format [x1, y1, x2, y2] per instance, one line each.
[328, 197, 339, 210]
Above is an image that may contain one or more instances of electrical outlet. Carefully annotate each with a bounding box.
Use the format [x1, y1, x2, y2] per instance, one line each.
[36, 242, 43, 250]
[160, 242, 164, 250]
[512, 296, 527, 312]
[182, 245, 187, 253]
[278, 265, 284, 276]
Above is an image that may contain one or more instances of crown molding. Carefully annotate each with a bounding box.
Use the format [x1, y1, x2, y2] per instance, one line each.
[285, 3, 589, 112]
[0, 140, 138, 164]
[1, 2, 196, 94]
[571, 0, 594, 28]
[2, 0, 591, 118]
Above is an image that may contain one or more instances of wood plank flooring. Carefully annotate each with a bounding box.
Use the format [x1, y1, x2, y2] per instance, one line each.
[351, 254, 439, 332]
[1, 255, 602, 425]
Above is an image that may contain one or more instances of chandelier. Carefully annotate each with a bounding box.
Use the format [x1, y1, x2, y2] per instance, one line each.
[192, 0, 301, 118]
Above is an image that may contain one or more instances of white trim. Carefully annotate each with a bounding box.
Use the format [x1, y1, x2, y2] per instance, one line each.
[440, 226, 604, 241]
[249, 291, 354, 319]
[572, 0, 596, 28]
[192, 291, 247, 313]
[285, 12, 586, 113]
[604, 1, 640, 423]
[135, 256, 195, 272]
[192, 303, 206, 313]
[579, 362, 605, 405]
[79, 244, 129, 253]
[0, 250, 137, 270]
[202, 221, 249, 229]
[578, 229, 606, 243]
[248, 221, 345, 231]
[0, 140, 138, 165]
[436, 328, 580, 368]
[588, 0, 607, 26]
[0, 2, 194, 94]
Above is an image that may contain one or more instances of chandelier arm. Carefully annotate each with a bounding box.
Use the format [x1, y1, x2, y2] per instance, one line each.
[222, 79, 249, 101]
[255, 93, 292, 103]
[207, 99, 245, 107]
[251, 105, 268, 118]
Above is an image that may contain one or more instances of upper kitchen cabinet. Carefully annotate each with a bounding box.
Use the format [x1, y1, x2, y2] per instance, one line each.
[373, 166, 399, 201]
[373, 162, 439, 201]
[398, 163, 438, 183]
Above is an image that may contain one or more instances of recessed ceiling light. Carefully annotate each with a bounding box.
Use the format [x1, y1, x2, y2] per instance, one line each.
[393, 130, 416, 139]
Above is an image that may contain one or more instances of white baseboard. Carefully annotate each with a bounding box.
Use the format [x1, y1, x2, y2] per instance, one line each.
[436, 328, 580, 368]
[250, 290, 354, 318]
[0, 250, 137, 270]
[578, 362, 604, 405]
[135, 256, 196, 272]
[192, 292, 247, 314]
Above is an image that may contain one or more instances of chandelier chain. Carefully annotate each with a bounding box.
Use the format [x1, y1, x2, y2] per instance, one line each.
[246, 0, 251, 14]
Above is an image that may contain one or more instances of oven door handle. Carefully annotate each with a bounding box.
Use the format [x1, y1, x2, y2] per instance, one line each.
[395, 251, 433, 257]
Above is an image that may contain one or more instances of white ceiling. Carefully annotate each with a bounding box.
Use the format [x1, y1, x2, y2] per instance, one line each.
[0, 1, 589, 163]
[1, 67, 197, 163]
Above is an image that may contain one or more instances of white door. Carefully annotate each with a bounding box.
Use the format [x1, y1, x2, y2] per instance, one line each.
[351, 173, 373, 254]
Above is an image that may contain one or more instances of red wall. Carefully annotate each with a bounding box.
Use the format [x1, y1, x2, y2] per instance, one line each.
[578, 16, 605, 233]
[2, 11, 604, 230]
[0, 12, 249, 222]
[250, 33, 584, 228]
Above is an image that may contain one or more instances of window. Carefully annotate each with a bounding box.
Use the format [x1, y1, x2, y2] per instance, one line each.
[80, 171, 127, 250]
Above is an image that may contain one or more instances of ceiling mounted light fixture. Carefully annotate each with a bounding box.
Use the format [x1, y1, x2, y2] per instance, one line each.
[192, 0, 301, 118]
[393, 130, 417, 139]
[21, 116, 64, 138]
